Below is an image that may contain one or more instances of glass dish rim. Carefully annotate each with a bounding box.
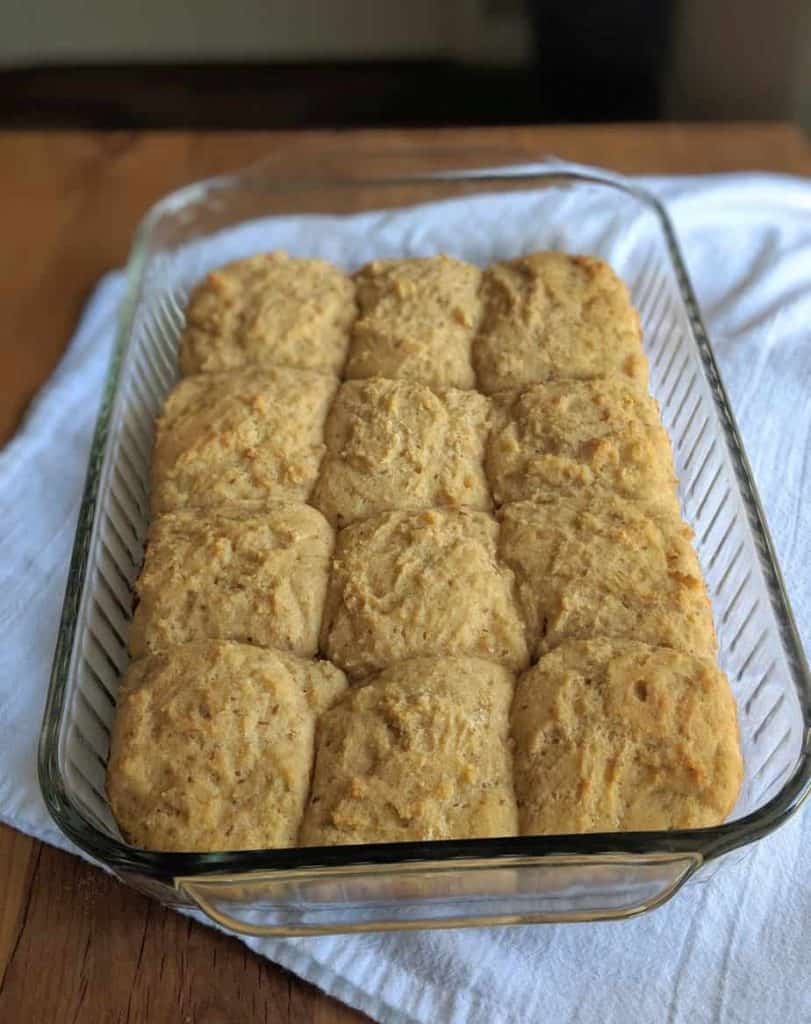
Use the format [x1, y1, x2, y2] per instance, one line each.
[38, 161, 811, 881]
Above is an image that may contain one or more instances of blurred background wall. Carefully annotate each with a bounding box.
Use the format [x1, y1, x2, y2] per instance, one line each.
[1, 0, 808, 129]
[665, 0, 810, 124]
[0, 0, 530, 65]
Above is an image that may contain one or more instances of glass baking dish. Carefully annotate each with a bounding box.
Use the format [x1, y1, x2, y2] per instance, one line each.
[38, 157, 811, 936]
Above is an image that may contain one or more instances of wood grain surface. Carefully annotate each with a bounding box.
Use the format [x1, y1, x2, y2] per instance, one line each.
[0, 123, 808, 1024]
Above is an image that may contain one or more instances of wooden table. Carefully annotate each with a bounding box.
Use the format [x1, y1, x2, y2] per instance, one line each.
[1, 124, 809, 1024]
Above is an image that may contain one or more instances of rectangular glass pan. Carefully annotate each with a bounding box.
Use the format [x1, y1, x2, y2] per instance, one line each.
[39, 158, 811, 935]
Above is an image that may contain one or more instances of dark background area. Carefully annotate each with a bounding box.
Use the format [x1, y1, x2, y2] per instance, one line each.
[0, 56, 665, 131]
[0, 0, 807, 130]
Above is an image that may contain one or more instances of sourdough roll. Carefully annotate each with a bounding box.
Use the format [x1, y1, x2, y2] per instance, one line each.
[485, 377, 678, 511]
[150, 367, 337, 512]
[312, 377, 492, 526]
[107, 641, 347, 851]
[321, 508, 529, 678]
[300, 657, 517, 845]
[511, 638, 743, 836]
[179, 252, 356, 377]
[345, 255, 481, 389]
[498, 493, 716, 660]
[129, 503, 334, 658]
[474, 251, 647, 394]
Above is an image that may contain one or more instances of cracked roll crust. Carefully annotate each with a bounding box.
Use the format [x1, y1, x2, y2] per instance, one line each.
[179, 252, 355, 376]
[312, 378, 492, 526]
[485, 377, 678, 511]
[300, 657, 517, 845]
[107, 641, 347, 851]
[474, 251, 647, 394]
[344, 256, 481, 389]
[511, 638, 743, 835]
[150, 367, 337, 512]
[498, 493, 716, 660]
[321, 508, 529, 678]
[129, 503, 334, 658]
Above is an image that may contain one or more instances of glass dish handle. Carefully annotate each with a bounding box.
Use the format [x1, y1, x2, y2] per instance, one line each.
[176, 852, 702, 937]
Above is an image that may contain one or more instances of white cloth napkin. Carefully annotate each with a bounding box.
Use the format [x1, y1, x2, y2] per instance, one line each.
[1, 173, 810, 1024]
